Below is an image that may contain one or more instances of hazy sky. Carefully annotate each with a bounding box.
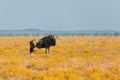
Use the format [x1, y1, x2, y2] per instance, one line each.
[0, 0, 120, 30]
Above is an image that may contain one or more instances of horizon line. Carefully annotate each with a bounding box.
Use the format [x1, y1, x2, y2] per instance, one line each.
[0, 29, 120, 31]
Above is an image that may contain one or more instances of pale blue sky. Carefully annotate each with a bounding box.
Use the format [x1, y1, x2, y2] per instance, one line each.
[0, 0, 120, 30]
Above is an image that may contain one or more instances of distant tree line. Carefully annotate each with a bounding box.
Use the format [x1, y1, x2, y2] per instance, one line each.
[0, 32, 120, 36]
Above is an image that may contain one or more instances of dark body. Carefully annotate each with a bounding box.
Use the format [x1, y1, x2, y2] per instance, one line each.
[30, 35, 56, 54]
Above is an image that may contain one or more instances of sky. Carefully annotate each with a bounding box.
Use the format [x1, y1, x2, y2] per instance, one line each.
[0, 0, 120, 31]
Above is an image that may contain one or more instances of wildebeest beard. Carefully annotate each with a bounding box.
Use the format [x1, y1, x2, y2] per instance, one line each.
[30, 35, 56, 54]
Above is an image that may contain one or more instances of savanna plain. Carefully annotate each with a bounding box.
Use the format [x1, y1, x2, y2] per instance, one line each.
[0, 36, 120, 80]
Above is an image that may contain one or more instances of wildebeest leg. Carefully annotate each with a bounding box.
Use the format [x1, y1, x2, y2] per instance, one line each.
[45, 48, 47, 53]
[47, 48, 50, 54]
[45, 47, 50, 54]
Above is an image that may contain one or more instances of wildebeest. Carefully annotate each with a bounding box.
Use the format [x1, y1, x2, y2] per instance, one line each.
[30, 35, 57, 54]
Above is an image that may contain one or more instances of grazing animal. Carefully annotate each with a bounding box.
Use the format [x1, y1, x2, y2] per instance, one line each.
[30, 35, 57, 54]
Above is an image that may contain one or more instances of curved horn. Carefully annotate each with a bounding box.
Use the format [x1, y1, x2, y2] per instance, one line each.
[55, 36, 58, 39]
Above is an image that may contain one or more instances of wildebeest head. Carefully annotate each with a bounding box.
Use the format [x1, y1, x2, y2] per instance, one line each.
[30, 39, 38, 54]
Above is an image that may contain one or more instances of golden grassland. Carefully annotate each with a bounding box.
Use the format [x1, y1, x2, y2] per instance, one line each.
[0, 36, 120, 80]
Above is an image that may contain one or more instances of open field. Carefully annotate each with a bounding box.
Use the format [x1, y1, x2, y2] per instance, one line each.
[0, 36, 120, 80]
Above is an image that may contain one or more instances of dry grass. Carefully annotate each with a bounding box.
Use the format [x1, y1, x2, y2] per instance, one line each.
[0, 36, 120, 80]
